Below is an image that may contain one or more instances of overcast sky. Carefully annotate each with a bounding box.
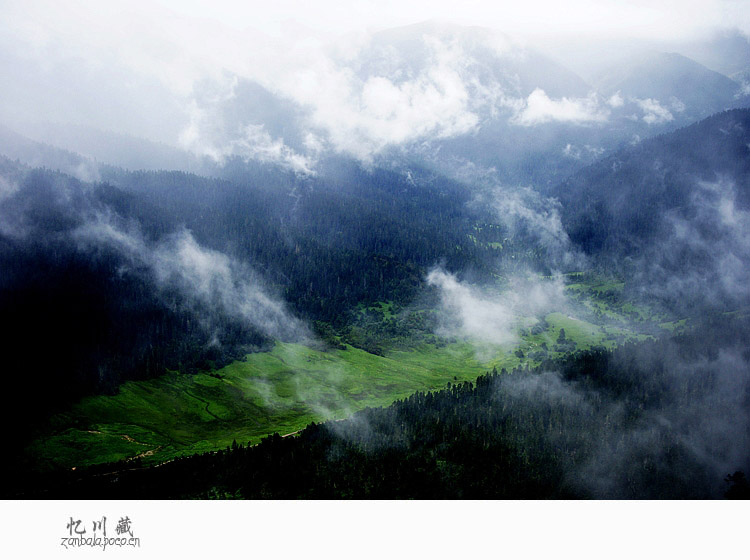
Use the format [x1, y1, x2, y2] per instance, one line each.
[1, 0, 748, 162]
[153, 0, 749, 41]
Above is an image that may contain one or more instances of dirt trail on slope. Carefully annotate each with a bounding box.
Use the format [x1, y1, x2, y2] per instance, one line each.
[131, 446, 162, 460]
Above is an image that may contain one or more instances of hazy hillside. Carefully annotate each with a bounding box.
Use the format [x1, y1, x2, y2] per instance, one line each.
[551, 109, 750, 308]
[596, 51, 743, 123]
[675, 29, 750, 76]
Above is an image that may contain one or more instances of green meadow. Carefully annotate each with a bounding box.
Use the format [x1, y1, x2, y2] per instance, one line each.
[28, 342, 494, 471]
[27, 275, 666, 472]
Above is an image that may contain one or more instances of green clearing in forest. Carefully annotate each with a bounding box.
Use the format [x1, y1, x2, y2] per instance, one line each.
[28, 342, 502, 471]
[27, 275, 663, 472]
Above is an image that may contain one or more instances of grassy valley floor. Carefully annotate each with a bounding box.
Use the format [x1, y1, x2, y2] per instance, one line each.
[26, 275, 667, 472]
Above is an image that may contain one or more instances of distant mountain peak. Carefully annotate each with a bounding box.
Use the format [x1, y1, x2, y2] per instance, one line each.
[595, 51, 743, 122]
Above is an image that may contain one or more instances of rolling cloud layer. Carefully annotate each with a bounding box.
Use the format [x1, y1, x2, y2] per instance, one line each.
[2, 2, 747, 174]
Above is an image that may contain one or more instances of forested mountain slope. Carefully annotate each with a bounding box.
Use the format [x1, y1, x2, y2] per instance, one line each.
[0, 153, 510, 441]
[550, 108, 750, 309]
[553, 109, 750, 251]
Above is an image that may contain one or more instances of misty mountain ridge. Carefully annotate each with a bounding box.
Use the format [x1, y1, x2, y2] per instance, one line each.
[354, 21, 592, 99]
[595, 51, 745, 124]
[4, 22, 749, 185]
[0, 124, 100, 182]
[672, 28, 750, 77]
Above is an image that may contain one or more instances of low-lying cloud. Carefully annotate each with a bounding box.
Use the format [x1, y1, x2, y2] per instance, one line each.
[178, 76, 316, 174]
[0, 162, 309, 344]
[500, 344, 750, 498]
[635, 97, 675, 124]
[637, 177, 750, 308]
[513, 88, 609, 126]
[287, 33, 483, 162]
[75, 216, 308, 342]
[427, 267, 568, 350]
[463, 177, 587, 270]
[3, 0, 748, 174]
